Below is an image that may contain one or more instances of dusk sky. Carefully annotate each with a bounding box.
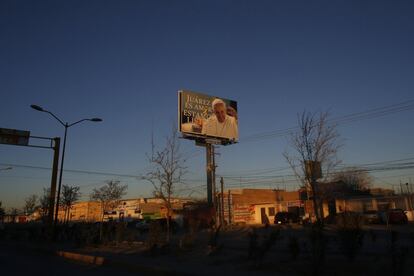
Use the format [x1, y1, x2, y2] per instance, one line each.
[1, 0, 414, 208]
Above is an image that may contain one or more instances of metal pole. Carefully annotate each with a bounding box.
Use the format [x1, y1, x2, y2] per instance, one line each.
[48, 137, 60, 224]
[212, 145, 216, 210]
[406, 183, 413, 211]
[221, 177, 224, 225]
[54, 124, 68, 226]
[206, 143, 213, 206]
[227, 190, 231, 225]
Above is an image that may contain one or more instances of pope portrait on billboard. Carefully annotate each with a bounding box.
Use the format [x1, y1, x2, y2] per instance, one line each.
[201, 98, 238, 139]
[179, 90, 238, 142]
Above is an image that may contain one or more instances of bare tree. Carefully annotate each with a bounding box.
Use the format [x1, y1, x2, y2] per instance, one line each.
[24, 195, 38, 215]
[332, 167, 372, 192]
[39, 187, 51, 220]
[9, 207, 19, 223]
[90, 180, 127, 240]
[60, 185, 81, 223]
[144, 125, 186, 242]
[284, 111, 341, 224]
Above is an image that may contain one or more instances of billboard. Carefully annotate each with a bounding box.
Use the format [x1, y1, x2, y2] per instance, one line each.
[178, 90, 238, 142]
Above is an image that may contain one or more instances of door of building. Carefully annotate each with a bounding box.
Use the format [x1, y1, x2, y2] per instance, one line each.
[260, 207, 268, 224]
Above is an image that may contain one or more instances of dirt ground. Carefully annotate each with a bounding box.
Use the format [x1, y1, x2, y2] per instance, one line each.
[75, 223, 414, 276]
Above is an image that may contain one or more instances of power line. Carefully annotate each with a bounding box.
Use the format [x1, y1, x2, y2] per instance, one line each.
[0, 163, 143, 179]
[220, 158, 414, 188]
[241, 99, 414, 143]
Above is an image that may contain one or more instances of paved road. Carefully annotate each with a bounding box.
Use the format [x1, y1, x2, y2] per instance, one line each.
[0, 243, 137, 276]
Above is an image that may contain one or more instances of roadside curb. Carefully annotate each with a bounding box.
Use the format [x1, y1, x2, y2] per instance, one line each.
[56, 251, 105, 266]
[105, 259, 191, 276]
[55, 250, 192, 275]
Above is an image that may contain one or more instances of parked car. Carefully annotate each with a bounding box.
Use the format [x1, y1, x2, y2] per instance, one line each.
[382, 209, 408, 224]
[156, 218, 179, 233]
[274, 212, 300, 224]
[363, 210, 381, 224]
[136, 218, 179, 233]
[335, 211, 364, 227]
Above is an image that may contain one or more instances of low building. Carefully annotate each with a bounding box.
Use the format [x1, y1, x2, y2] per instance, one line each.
[57, 201, 101, 222]
[335, 195, 413, 213]
[220, 189, 304, 225]
[57, 197, 191, 223]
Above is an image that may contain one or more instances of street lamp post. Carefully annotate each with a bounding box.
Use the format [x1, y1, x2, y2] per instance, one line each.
[30, 105, 102, 226]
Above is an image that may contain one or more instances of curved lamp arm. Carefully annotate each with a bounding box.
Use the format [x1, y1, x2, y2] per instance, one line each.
[45, 111, 66, 127]
[68, 118, 103, 127]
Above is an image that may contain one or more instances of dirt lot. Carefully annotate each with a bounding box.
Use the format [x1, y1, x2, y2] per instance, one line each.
[73, 223, 414, 276]
[2, 222, 414, 275]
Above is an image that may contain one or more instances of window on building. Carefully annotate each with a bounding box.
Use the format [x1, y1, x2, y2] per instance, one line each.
[268, 207, 275, 216]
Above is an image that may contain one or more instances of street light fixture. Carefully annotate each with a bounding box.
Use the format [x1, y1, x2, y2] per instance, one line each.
[30, 104, 102, 226]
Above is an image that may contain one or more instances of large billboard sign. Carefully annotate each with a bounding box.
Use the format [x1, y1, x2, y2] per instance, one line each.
[0, 128, 30, 146]
[178, 90, 238, 142]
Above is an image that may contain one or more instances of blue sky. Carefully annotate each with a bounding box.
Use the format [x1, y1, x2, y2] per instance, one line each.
[1, 0, 414, 208]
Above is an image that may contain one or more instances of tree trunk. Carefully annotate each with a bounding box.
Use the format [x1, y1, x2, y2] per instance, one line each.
[311, 180, 322, 225]
[66, 206, 70, 224]
[63, 207, 67, 224]
[166, 208, 170, 243]
[100, 204, 104, 242]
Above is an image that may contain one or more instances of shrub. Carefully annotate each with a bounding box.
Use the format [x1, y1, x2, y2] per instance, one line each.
[336, 212, 364, 262]
[146, 221, 164, 252]
[288, 236, 300, 261]
[308, 224, 326, 276]
[247, 228, 258, 260]
[253, 227, 281, 267]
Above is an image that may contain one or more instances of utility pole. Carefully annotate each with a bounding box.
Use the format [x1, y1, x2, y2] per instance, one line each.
[206, 143, 214, 206]
[212, 144, 216, 210]
[227, 190, 231, 225]
[54, 124, 68, 225]
[48, 137, 60, 224]
[220, 177, 224, 225]
[406, 183, 413, 211]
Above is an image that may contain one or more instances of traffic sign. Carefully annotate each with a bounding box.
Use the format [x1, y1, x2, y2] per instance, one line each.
[0, 128, 30, 146]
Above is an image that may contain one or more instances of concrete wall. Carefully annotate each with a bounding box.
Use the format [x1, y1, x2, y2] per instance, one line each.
[225, 189, 302, 224]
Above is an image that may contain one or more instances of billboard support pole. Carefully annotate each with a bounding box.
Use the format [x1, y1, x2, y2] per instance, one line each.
[206, 143, 213, 207]
[212, 145, 219, 226]
[221, 177, 225, 225]
[228, 190, 232, 224]
[212, 145, 216, 208]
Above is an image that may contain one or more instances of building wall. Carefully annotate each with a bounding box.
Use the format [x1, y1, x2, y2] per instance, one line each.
[253, 204, 281, 224]
[335, 195, 411, 213]
[58, 198, 190, 223]
[222, 189, 302, 224]
[58, 201, 102, 222]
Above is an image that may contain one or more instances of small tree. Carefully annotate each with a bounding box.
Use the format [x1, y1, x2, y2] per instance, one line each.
[39, 187, 51, 220]
[90, 180, 127, 241]
[24, 195, 38, 215]
[144, 125, 186, 242]
[9, 207, 19, 223]
[284, 111, 341, 224]
[60, 185, 81, 223]
[332, 167, 372, 192]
